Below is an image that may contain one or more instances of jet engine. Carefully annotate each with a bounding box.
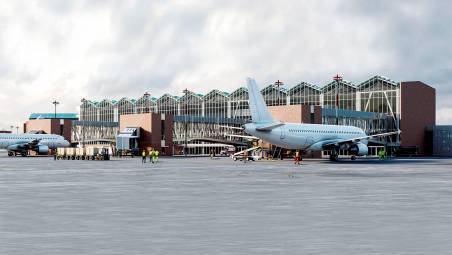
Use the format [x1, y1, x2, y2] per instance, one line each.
[348, 142, 368, 156]
[37, 145, 49, 154]
[6, 144, 21, 151]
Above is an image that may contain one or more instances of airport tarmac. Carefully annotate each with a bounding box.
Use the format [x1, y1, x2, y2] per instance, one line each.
[1, 155, 452, 255]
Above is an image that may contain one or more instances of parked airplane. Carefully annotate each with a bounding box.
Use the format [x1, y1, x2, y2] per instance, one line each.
[243, 78, 400, 161]
[0, 133, 70, 157]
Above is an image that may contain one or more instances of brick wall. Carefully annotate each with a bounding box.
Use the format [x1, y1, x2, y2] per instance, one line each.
[119, 113, 174, 155]
[24, 119, 72, 142]
[400, 81, 436, 155]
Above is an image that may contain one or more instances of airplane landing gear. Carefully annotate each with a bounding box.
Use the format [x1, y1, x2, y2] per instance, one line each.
[7, 151, 14, 157]
[351, 155, 356, 161]
[20, 151, 27, 157]
[329, 152, 338, 161]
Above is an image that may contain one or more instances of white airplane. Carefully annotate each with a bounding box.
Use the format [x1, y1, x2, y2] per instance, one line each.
[243, 78, 400, 161]
[0, 133, 70, 157]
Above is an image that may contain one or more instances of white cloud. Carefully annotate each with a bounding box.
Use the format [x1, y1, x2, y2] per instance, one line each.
[0, 0, 451, 130]
[437, 108, 452, 125]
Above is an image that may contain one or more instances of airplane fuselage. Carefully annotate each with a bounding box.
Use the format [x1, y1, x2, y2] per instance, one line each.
[0, 134, 70, 150]
[244, 123, 367, 150]
[242, 77, 398, 161]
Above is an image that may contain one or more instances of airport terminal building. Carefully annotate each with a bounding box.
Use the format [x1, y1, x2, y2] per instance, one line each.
[73, 75, 437, 156]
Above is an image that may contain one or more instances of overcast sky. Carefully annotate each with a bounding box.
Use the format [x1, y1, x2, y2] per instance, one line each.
[0, 0, 451, 130]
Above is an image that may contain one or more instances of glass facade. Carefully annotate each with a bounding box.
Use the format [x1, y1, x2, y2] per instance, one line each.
[431, 126, 452, 156]
[135, 94, 157, 114]
[289, 82, 321, 105]
[261, 84, 287, 106]
[322, 80, 356, 110]
[157, 94, 179, 115]
[358, 76, 399, 117]
[98, 100, 114, 122]
[229, 87, 250, 120]
[357, 76, 400, 144]
[79, 76, 401, 150]
[204, 90, 229, 119]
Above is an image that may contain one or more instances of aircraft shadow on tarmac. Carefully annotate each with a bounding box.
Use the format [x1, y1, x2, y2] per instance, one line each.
[317, 171, 435, 178]
[324, 158, 448, 165]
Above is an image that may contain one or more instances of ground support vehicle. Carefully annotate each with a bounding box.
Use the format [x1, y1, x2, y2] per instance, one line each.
[56, 147, 111, 160]
[232, 147, 262, 161]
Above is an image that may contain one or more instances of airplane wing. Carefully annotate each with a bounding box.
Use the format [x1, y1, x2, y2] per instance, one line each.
[224, 134, 259, 140]
[7, 139, 41, 150]
[219, 125, 244, 130]
[320, 130, 401, 148]
[255, 122, 284, 131]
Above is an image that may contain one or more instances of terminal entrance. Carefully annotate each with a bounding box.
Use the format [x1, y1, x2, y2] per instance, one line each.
[116, 127, 140, 153]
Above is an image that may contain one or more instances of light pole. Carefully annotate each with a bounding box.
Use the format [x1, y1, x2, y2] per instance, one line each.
[182, 88, 190, 156]
[52, 100, 60, 119]
[15, 126, 19, 134]
[274, 80, 284, 105]
[81, 99, 86, 148]
[10, 125, 14, 133]
[333, 74, 342, 125]
[143, 92, 151, 113]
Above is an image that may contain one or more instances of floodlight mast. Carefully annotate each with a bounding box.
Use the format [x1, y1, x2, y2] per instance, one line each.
[144, 92, 151, 113]
[52, 100, 60, 119]
[183, 88, 190, 156]
[274, 80, 284, 105]
[333, 74, 343, 125]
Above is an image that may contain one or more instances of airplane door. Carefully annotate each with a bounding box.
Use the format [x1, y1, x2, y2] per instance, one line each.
[280, 126, 285, 139]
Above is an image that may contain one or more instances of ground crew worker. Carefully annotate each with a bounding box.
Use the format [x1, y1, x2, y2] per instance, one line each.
[141, 150, 146, 163]
[149, 148, 153, 163]
[294, 150, 301, 165]
[243, 150, 248, 163]
[154, 149, 159, 163]
[150, 149, 157, 164]
[378, 149, 387, 160]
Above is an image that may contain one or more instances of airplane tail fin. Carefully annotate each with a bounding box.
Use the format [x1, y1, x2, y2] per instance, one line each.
[246, 78, 274, 124]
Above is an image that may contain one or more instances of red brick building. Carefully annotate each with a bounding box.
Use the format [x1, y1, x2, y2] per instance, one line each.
[119, 113, 173, 155]
[24, 119, 72, 143]
[399, 81, 436, 155]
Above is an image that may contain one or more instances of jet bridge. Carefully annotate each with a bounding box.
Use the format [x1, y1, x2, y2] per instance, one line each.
[116, 127, 140, 150]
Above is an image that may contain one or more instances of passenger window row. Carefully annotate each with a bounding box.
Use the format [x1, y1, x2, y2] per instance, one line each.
[288, 129, 359, 135]
[2, 137, 58, 140]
